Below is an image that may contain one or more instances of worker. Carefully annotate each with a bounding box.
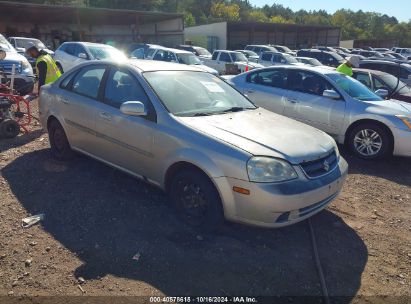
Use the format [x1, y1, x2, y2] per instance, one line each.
[336, 55, 360, 77]
[26, 44, 62, 93]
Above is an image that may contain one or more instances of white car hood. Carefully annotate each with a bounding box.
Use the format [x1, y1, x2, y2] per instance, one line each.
[195, 64, 218, 74]
[177, 108, 335, 164]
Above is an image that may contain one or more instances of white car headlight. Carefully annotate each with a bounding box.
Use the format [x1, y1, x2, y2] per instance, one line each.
[395, 115, 411, 130]
[20, 59, 33, 75]
[247, 157, 298, 183]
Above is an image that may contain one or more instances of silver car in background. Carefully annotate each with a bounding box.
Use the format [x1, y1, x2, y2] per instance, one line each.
[39, 60, 348, 229]
[227, 66, 411, 159]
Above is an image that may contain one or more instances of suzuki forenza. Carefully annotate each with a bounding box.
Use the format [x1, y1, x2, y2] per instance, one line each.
[39, 60, 348, 230]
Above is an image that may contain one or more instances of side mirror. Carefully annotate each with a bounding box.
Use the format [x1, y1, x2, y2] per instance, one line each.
[323, 89, 340, 100]
[16, 47, 25, 53]
[120, 101, 147, 116]
[375, 89, 389, 98]
[78, 52, 88, 59]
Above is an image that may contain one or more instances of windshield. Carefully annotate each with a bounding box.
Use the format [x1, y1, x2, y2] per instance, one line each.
[244, 50, 258, 57]
[331, 52, 344, 61]
[144, 71, 257, 116]
[284, 54, 298, 63]
[88, 46, 127, 61]
[0, 35, 14, 52]
[379, 74, 411, 94]
[328, 73, 383, 101]
[15, 38, 45, 50]
[231, 52, 248, 62]
[278, 46, 292, 52]
[194, 47, 211, 56]
[308, 58, 322, 66]
[177, 53, 202, 65]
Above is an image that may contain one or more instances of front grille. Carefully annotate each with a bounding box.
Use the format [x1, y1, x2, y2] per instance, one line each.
[300, 150, 338, 178]
[0, 61, 22, 74]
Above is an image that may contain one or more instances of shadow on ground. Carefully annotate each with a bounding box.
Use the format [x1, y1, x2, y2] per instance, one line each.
[2, 149, 367, 301]
[339, 146, 411, 187]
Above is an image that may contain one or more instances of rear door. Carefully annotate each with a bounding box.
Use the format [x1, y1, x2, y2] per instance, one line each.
[241, 68, 289, 114]
[58, 64, 107, 154]
[283, 69, 346, 136]
[93, 66, 157, 180]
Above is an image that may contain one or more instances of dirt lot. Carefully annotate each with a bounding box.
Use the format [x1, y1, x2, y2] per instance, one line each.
[0, 101, 410, 303]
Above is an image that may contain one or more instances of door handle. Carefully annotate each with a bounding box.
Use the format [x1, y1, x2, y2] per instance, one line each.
[99, 112, 112, 121]
[288, 98, 299, 104]
[246, 89, 255, 94]
[61, 97, 69, 104]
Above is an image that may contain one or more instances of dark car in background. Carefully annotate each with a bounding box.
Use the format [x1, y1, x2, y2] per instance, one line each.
[359, 60, 411, 86]
[296, 49, 344, 67]
[352, 68, 411, 103]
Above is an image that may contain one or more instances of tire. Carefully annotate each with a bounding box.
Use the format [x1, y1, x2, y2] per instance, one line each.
[169, 169, 224, 232]
[0, 119, 20, 138]
[347, 122, 392, 159]
[48, 119, 73, 160]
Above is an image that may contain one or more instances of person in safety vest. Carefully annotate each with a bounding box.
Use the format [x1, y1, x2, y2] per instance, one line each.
[26, 44, 62, 93]
[336, 55, 360, 77]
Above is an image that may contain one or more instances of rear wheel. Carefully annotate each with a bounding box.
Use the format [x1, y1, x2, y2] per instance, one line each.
[347, 123, 392, 159]
[48, 119, 73, 160]
[0, 119, 20, 138]
[169, 169, 224, 232]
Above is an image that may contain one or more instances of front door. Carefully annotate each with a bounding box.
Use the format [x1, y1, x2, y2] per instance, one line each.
[93, 67, 157, 180]
[283, 70, 346, 136]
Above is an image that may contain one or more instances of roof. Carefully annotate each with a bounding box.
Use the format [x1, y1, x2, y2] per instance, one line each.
[0, 1, 183, 25]
[353, 68, 387, 76]
[227, 21, 340, 32]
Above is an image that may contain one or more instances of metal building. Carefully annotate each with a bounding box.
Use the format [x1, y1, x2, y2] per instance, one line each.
[0, 1, 184, 49]
[185, 21, 341, 51]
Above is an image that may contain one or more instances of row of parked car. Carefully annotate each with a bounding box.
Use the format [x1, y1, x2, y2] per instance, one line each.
[2, 33, 410, 230]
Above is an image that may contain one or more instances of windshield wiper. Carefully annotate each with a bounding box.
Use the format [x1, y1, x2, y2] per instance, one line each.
[219, 106, 256, 113]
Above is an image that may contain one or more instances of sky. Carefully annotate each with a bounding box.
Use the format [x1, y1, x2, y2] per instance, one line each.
[249, 0, 411, 22]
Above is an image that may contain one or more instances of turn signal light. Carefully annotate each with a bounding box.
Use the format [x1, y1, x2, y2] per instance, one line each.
[233, 186, 250, 195]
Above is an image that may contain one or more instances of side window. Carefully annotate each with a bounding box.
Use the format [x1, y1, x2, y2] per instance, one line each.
[104, 69, 149, 109]
[60, 70, 77, 90]
[71, 67, 106, 99]
[354, 73, 372, 88]
[211, 52, 218, 60]
[288, 70, 334, 96]
[261, 53, 272, 61]
[65, 44, 76, 56]
[248, 69, 287, 89]
[373, 77, 389, 91]
[400, 67, 410, 79]
[163, 51, 177, 62]
[219, 52, 232, 62]
[73, 45, 87, 58]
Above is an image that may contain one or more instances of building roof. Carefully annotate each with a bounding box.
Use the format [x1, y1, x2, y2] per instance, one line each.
[0, 1, 183, 25]
[227, 21, 340, 32]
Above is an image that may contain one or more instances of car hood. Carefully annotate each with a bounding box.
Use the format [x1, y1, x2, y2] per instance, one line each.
[177, 108, 335, 164]
[2, 51, 25, 62]
[363, 98, 411, 115]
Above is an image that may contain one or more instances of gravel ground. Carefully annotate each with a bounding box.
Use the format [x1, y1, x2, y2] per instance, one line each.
[0, 101, 410, 303]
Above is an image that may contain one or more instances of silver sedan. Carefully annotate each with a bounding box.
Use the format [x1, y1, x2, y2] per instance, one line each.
[39, 60, 348, 230]
[227, 66, 411, 159]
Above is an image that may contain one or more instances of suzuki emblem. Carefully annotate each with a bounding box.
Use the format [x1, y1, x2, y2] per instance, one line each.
[323, 160, 330, 171]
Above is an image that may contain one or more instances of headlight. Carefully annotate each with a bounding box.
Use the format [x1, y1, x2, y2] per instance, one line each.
[247, 157, 298, 183]
[396, 115, 411, 130]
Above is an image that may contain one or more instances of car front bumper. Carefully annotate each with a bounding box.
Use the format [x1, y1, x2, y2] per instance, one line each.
[214, 156, 348, 228]
[393, 127, 411, 157]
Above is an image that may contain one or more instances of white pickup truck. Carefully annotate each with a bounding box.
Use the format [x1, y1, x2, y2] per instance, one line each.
[202, 50, 263, 75]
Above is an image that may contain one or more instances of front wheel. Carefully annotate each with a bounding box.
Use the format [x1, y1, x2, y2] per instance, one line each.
[169, 169, 224, 232]
[0, 119, 20, 138]
[347, 123, 392, 159]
